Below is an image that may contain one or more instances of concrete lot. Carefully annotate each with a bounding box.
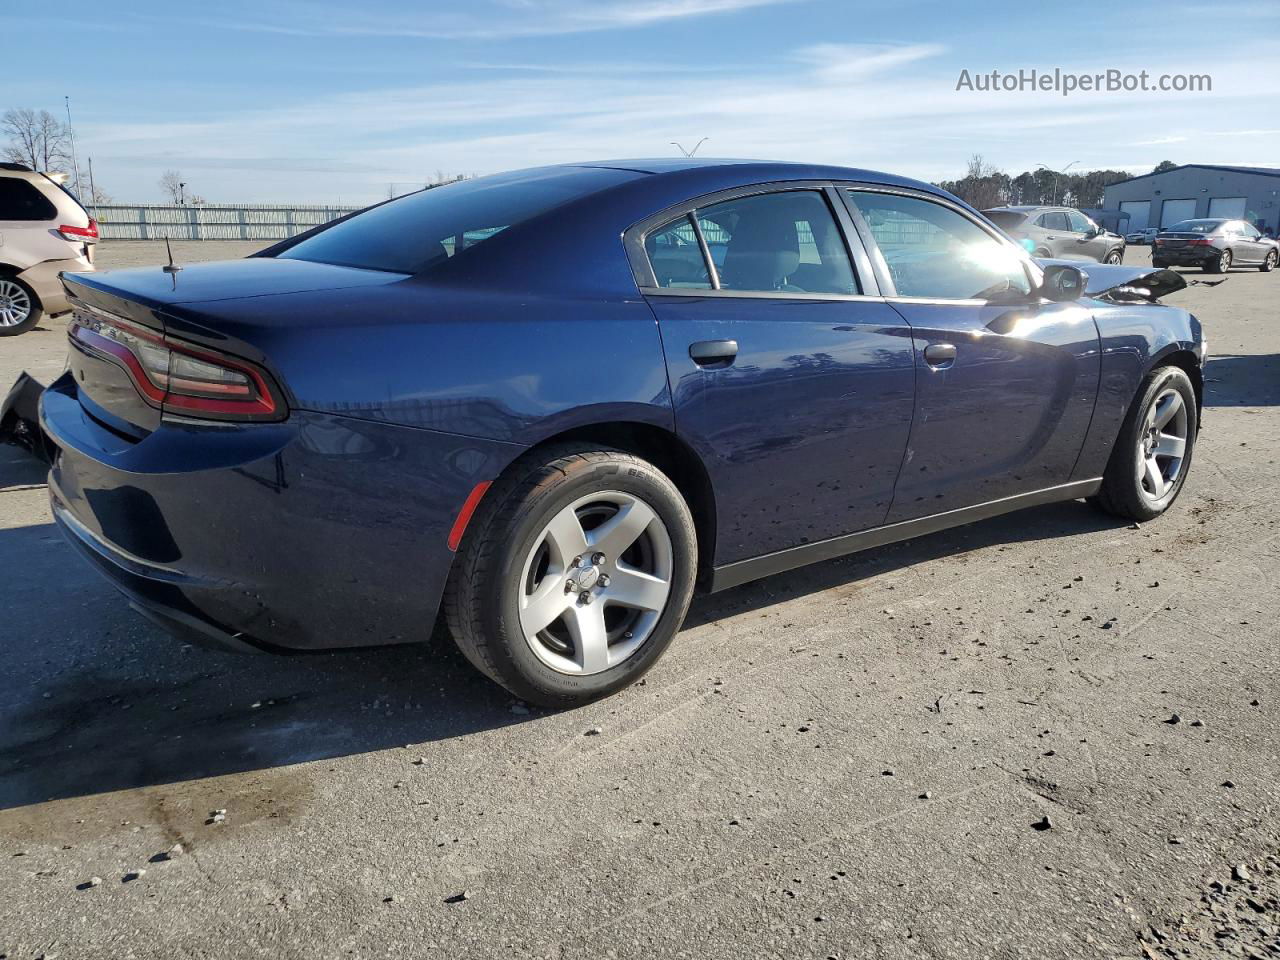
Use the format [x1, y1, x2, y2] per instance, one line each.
[2, 242, 1278, 959]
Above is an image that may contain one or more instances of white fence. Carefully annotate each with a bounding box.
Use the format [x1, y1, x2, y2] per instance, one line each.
[88, 203, 362, 241]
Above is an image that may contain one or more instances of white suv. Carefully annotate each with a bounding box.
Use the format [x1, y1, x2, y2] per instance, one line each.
[0, 162, 97, 335]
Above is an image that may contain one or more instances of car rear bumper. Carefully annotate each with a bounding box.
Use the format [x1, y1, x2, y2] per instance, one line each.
[18, 256, 93, 316]
[1152, 248, 1216, 265]
[40, 372, 518, 652]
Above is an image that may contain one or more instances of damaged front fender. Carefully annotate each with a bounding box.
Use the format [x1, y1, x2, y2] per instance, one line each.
[1037, 259, 1189, 303]
[0, 372, 53, 465]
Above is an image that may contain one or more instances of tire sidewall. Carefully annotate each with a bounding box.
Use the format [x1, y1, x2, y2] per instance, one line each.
[1119, 366, 1197, 519]
[482, 456, 697, 704]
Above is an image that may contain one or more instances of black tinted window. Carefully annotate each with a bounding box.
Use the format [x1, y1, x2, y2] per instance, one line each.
[0, 178, 57, 221]
[693, 190, 857, 295]
[1168, 220, 1224, 234]
[1037, 211, 1070, 231]
[849, 190, 1031, 300]
[281, 166, 636, 274]
[984, 211, 1026, 230]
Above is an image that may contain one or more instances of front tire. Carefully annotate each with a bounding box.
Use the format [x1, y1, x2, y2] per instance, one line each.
[1093, 366, 1197, 522]
[1105, 249, 1123, 265]
[0, 276, 42, 336]
[444, 445, 697, 707]
[1261, 250, 1277, 273]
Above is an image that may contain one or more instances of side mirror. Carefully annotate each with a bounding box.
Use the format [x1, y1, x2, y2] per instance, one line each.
[1084, 227, 1100, 239]
[1039, 264, 1086, 302]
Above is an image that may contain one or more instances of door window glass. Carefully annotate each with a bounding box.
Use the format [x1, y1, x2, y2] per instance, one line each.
[1065, 210, 1094, 233]
[848, 190, 1032, 300]
[693, 191, 858, 295]
[644, 217, 711, 289]
[1038, 211, 1070, 231]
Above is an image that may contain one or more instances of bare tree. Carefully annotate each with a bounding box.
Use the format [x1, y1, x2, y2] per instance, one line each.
[2, 108, 71, 172]
[159, 170, 186, 204]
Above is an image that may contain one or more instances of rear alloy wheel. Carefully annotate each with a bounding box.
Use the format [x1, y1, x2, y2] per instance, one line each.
[1261, 250, 1277, 273]
[1105, 250, 1123, 265]
[0, 277, 41, 336]
[1093, 366, 1197, 522]
[444, 445, 697, 707]
[1207, 249, 1231, 274]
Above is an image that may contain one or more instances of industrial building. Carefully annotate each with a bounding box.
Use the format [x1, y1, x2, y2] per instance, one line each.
[1102, 164, 1280, 234]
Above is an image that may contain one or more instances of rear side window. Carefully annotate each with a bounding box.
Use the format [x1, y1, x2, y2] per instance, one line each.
[280, 166, 637, 275]
[1036, 211, 1071, 231]
[983, 211, 1026, 230]
[0, 178, 57, 221]
[695, 190, 858, 295]
[645, 217, 712, 289]
[848, 190, 1031, 300]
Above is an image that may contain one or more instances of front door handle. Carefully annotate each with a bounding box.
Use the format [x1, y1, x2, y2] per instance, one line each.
[689, 339, 738, 367]
[923, 342, 957, 368]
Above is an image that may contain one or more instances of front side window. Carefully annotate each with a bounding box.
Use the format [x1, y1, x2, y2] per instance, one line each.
[0, 178, 57, 221]
[690, 190, 858, 295]
[848, 190, 1031, 300]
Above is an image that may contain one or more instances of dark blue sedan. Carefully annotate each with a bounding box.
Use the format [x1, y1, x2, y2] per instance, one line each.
[42, 160, 1204, 706]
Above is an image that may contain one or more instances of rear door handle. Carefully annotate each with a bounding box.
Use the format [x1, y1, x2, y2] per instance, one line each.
[923, 342, 956, 368]
[689, 339, 738, 367]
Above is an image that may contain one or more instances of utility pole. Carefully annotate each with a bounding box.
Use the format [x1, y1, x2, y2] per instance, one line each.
[179, 181, 186, 205]
[64, 96, 83, 197]
[87, 157, 97, 210]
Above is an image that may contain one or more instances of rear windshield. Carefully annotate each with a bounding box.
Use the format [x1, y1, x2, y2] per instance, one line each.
[1166, 220, 1224, 234]
[279, 166, 637, 274]
[983, 210, 1026, 229]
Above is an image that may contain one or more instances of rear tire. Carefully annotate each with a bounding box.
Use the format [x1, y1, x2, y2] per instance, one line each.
[1093, 366, 1197, 522]
[443, 444, 697, 708]
[0, 276, 42, 336]
[1207, 249, 1231, 274]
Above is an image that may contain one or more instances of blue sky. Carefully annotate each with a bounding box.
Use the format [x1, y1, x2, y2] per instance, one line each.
[6, 0, 1279, 203]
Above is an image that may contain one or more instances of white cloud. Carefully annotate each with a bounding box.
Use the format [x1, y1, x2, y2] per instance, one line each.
[79, 36, 1280, 203]
[164, 0, 799, 40]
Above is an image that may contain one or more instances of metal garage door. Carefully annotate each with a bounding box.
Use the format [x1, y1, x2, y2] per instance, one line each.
[1160, 199, 1197, 227]
[1119, 201, 1150, 231]
[1208, 197, 1246, 219]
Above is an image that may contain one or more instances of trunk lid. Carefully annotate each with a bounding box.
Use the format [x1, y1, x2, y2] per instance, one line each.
[61, 258, 406, 440]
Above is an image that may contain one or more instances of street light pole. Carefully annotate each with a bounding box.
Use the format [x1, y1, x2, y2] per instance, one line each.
[1038, 160, 1081, 205]
[64, 96, 83, 197]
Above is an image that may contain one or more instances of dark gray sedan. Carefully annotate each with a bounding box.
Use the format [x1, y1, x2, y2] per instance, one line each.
[1152, 218, 1279, 273]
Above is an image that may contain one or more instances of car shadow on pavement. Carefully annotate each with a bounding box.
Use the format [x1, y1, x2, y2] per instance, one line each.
[684, 499, 1123, 630]
[1203, 354, 1280, 406]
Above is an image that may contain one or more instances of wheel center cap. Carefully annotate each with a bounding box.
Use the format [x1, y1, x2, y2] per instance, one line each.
[571, 565, 601, 592]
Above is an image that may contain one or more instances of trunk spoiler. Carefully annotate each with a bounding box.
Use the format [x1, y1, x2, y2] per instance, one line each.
[0, 372, 54, 465]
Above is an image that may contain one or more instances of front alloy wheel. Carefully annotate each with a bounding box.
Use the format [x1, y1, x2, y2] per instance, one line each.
[1105, 250, 1123, 264]
[1094, 365, 1197, 522]
[1136, 387, 1190, 507]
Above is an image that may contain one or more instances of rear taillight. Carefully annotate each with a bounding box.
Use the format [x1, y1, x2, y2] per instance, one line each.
[58, 219, 99, 243]
[68, 307, 283, 421]
[1187, 237, 1211, 246]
